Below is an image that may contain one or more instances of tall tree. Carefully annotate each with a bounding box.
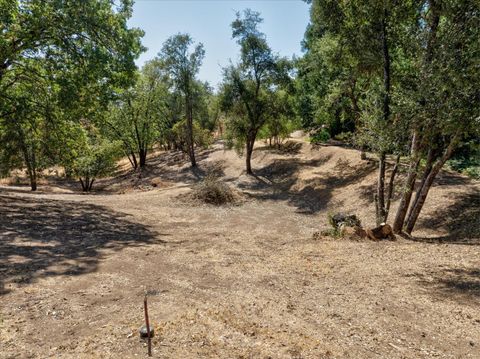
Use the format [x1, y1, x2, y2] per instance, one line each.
[105, 62, 167, 169]
[394, 0, 480, 234]
[301, 0, 479, 233]
[157, 33, 205, 167]
[220, 9, 290, 174]
[300, 0, 404, 223]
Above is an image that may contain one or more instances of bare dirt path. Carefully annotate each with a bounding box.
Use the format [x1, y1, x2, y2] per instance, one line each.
[1, 142, 479, 358]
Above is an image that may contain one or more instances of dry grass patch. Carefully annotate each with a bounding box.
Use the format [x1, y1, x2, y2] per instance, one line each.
[186, 175, 242, 205]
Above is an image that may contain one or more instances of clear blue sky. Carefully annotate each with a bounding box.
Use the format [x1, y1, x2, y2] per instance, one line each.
[128, 0, 310, 88]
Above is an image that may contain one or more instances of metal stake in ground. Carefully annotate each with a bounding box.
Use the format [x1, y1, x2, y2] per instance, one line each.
[144, 296, 152, 356]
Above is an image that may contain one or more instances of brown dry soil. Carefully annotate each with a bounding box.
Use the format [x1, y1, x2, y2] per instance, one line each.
[1, 140, 479, 358]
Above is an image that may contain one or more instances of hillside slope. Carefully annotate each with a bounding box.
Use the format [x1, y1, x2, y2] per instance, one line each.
[98, 139, 479, 240]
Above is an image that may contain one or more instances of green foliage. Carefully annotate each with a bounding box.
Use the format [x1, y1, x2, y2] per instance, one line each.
[220, 9, 293, 173]
[195, 83, 219, 132]
[0, 0, 144, 114]
[448, 158, 480, 180]
[0, 64, 62, 188]
[297, 0, 418, 152]
[158, 34, 205, 90]
[327, 212, 362, 237]
[301, 0, 480, 232]
[258, 89, 299, 146]
[310, 128, 330, 144]
[447, 141, 480, 179]
[156, 33, 206, 166]
[334, 132, 353, 143]
[172, 120, 212, 153]
[0, 0, 143, 189]
[104, 63, 167, 169]
[71, 134, 119, 192]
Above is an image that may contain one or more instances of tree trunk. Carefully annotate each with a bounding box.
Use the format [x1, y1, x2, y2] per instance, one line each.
[21, 145, 37, 191]
[404, 165, 440, 234]
[392, 131, 421, 233]
[404, 135, 459, 234]
[186, 91, 196, 167]
[79, 178, 86, 191]
[394, 0, 441, 234]
[139, 148, 147, 168]
[384, 154, 400, 222]
[246, 136, 255, 175]
[27, 152, 37, 192]
[374, 193, 380, 225]
[189, 142, 196, 167]
[28, 169, 37, 191]
[129, 151, 138, 170]
[392, 159, 420, 233]
[79, 177, 91, 192]
[88, 179, 95, 191]
[375, 8, 390, 226]
[376, 152, 387, 225]
[406, 148, 435, 223]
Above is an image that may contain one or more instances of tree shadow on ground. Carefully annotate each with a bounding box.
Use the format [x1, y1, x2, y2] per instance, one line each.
[95, 147, 225, 193]
[408, 267, 480, 305]
[414, 191, 480, 245]
[0, 193, 162, 296]
[238, 156, 376, 214]
[432, 171, 474, 187]
[254, 141, 304, 156]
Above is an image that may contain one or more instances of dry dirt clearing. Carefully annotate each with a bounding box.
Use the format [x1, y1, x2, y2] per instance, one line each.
[0, 141, 479, 358]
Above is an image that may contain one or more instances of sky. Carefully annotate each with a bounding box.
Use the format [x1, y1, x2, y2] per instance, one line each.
[128, 0, 311, 88]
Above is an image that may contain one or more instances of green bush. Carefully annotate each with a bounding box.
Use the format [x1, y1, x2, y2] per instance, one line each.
[72, 138, 119, 192]
[447, 157, 480, 180]
[463, 166, 480, 179]
[334, 131, 353, 143]
[172, 119, 213, 153]
[310, 129, 330, 144]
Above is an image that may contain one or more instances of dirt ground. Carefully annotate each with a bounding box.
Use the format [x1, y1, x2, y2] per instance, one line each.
[0, 140, 479, 358]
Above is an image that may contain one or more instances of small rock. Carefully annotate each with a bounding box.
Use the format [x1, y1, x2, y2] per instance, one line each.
[330, 213, 361, 228]
[139, 325, 154, 338]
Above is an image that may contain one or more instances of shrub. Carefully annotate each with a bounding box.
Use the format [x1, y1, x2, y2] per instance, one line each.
[172, 119, 213, 153]
[464, 166, 480, 179]
[327, 212, 361, 236]
[72, 138, 119, 192]
[447, 157, 480, 180]
[190, 175, 237, 205]
[334, 131, 354, 144]
[310, 128, 330, 144]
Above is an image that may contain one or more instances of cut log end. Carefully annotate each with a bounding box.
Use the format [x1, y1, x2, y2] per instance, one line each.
[366, 223, 396, 241]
